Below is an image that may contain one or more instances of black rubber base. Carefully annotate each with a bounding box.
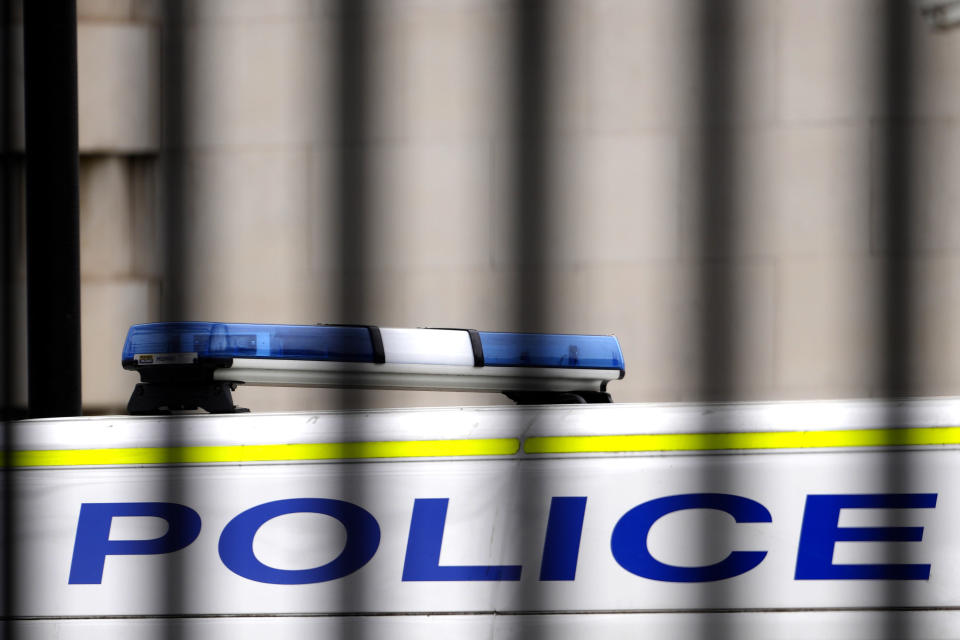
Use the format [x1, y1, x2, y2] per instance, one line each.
[503, 390, 612, 405]
[127, 382, 249, 415]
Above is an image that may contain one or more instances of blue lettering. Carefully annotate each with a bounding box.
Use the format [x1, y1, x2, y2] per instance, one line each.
[795, 493, 937, 580]
[402, 498, 522, 581]
[611, 493, 771, 582]
[218, 498, 380, 584]
[540, 496, 587, 581]
[69, 502, 201, 584]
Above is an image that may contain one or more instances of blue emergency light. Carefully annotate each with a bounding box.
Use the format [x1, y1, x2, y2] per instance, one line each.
[122, 322, 625, 414]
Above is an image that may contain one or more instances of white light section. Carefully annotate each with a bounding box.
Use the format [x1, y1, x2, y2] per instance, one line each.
[380, 328, 475, 366]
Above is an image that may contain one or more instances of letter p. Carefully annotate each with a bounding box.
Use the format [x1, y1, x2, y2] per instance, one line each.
[69, 502, 201, 584]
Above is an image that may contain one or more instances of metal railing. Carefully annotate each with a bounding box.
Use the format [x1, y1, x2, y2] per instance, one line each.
[0, 1, 939, 638]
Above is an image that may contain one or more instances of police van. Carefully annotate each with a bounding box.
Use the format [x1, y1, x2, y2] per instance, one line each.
[8, 322, 960, 639]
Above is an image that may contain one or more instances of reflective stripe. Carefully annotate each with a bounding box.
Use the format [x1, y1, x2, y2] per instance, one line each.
[523, 426, 960, 454]
[12, 427, 960, 467]
[11, 438, 520, 467]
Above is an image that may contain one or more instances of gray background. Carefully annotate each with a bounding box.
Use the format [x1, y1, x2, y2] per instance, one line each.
[8, 0, 960, 414]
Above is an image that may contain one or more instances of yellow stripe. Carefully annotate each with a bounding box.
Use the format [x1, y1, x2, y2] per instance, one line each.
[11, 438, 520, 468]
[13, 427, 960, 467]
[524, 427, 960, 454]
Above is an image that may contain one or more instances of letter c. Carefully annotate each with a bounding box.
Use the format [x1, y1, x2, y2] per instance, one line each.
[611, 493, 771, 582]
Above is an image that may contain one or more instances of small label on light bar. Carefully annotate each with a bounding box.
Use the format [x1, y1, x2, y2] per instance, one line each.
[135, 353, 198, 366]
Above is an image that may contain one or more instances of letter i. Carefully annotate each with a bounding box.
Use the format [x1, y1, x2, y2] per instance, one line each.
[539, 497, 587, 581]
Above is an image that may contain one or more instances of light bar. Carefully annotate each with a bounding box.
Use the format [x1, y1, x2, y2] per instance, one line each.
[122, 322, 625, 413]
[121, 322, 377, 363]
[478, 331, 623, 369]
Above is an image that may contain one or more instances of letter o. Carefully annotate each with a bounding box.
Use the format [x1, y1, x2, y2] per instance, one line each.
[218, 498, 380, 584]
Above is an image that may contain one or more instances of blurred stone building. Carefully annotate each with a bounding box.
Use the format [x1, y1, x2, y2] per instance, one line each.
[10, 0, 960, 413]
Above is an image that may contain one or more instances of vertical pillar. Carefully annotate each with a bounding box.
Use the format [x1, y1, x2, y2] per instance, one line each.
[23, 1, 81, 417]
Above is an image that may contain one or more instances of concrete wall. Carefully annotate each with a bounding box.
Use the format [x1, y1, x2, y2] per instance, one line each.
[74, 1, 161, 409]
[56, 0, 960, 412]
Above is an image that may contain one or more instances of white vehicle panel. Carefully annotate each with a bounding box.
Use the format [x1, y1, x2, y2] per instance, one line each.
[6, 399, 960, 637]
